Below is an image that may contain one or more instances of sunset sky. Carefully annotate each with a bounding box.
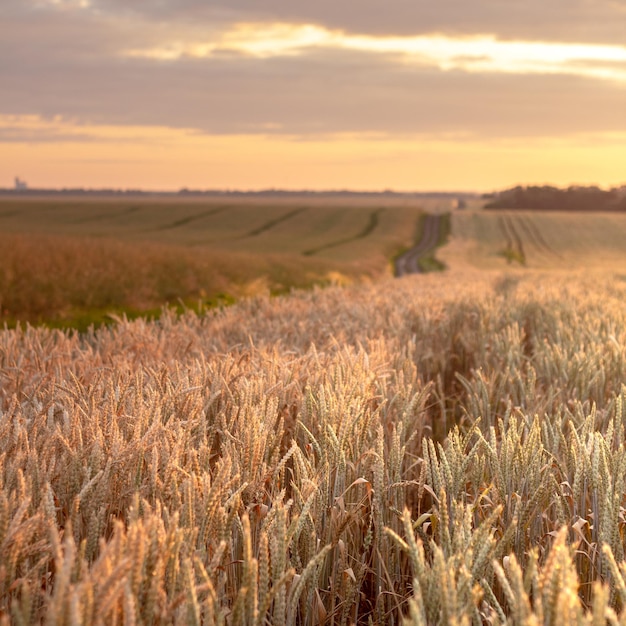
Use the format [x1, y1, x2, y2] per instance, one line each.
[2, 0, 626, 191]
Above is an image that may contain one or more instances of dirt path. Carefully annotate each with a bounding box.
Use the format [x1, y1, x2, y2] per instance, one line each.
[73, 205, 142, 225]
[151, 206, 228, 231]
[242, 207, 308, 238]
[394, 213, 442, 276]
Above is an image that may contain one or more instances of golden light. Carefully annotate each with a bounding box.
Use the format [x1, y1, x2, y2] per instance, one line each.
[3, 115, 626, 192]
[123, 22, 626, 83]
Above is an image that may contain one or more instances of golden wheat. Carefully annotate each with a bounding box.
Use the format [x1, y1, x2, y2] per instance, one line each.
[2, 269, 626, 623]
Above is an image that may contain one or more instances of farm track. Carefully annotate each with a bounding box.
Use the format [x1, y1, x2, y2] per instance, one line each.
[151, 207, 228, 231]
[241, 207, 308, 238]
[72, 205, 142, 224]
[303, 208, 385, 256]
[394, 213, 442, 276]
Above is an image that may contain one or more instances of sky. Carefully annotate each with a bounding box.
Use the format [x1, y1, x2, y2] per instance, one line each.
[2, 0, 626, 191]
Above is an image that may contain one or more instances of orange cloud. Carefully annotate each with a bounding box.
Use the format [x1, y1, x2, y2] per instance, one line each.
[123, 22, 626, 83]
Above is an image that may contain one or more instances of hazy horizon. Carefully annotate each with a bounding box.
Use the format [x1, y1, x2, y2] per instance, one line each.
[2, 176, 489, 194]
[2, 0, 626, 191]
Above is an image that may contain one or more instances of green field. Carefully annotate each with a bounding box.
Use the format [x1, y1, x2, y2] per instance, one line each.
[0, 197, 425, 263]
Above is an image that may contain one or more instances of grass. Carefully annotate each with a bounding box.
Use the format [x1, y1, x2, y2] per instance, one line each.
[20, 294, 237, 334]
[4, 270, 626, 623]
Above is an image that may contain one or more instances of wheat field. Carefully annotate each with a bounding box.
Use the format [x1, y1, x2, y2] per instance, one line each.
[450, 210, 626, 270]
[3, 268, 626, 624]
[0, 198, 425, 264]
[0, 232, 376, 329]
[0, 197, 428, 328]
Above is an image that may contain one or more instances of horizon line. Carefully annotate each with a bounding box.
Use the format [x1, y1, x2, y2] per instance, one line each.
[0, 186, 484, 197]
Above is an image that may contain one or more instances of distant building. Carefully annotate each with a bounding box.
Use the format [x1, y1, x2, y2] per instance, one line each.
[14, 177, 28, 191]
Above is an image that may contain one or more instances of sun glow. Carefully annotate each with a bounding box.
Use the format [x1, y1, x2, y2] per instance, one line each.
[3, 115, 626, 192]
[123, 22, 626, 83]
[36, 0, 91, 9]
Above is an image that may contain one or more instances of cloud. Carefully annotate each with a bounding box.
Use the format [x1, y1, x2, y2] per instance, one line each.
[0, 114, 202, 145]
[122, 23, 626, 86]
[9, 0, 626, 43]
[2, 0, 626, 144]
[90, 0, 626, 44]
[2, 43, 626, 141]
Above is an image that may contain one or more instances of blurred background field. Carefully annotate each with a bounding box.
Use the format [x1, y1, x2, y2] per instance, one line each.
[448, 209, 626, 270]
[0, 232, 376, 330]
[5, 194, 626, 329]
[0, 196, 431, 328]
[0, 196, 428, 257]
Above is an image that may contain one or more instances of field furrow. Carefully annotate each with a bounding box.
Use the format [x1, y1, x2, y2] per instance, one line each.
[302, 208, 385, 256]
[241, 207, 308, 238]
[151, 206, 229, 231]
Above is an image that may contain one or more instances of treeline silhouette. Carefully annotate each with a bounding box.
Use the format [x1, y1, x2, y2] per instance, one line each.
[0, 187, 477, 200]
[485, 185, 626, 212]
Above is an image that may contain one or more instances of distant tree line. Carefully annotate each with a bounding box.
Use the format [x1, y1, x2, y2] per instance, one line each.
[0, 187, 479, 200]
[484, 185, 626, 211]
